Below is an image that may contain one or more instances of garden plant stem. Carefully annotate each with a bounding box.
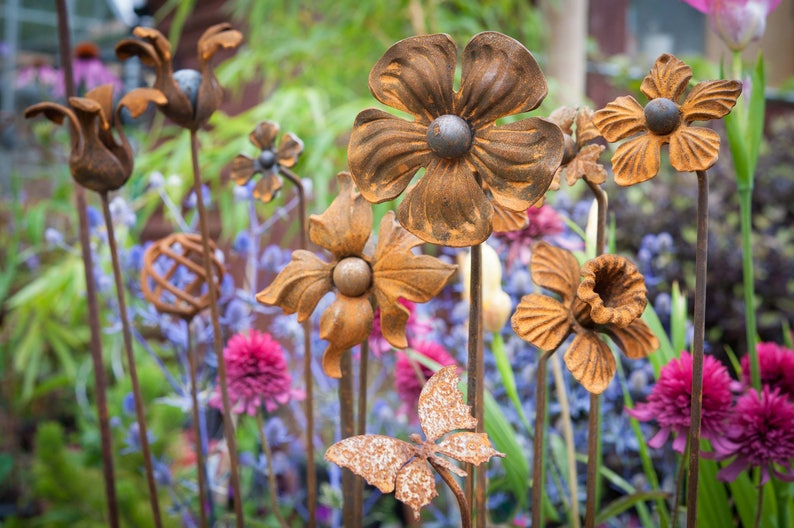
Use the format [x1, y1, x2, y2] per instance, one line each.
[532, 349, 554, 528]
[256, 411, 290, 528]
[55, 3, 119, 525]
[584, 180, 607, 528]
[189, 130, 245, 528]
[280, 167, 317, 527]
[739, 188, 760, 390]
[686, 170, 709, 528]
[754, 478, 764, 528]
[184, 324, 209, 528]
[551, 354, 580, 528]
[430, 459, 472, 528]
[672, 440, 689, 528]
[101, 194, 163, 528]
[339, 350, 359, 528]
[355, 339, 369, 520]
[465, 242, 484, 527]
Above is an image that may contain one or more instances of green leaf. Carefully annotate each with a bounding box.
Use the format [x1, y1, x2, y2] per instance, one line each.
[491, 333, 532, 432]
[484, 389, 530, 511]
[697, 457, 733, 527]
[670, 281, 688, 353]
[642, 303, 676, 377]
[746, 53, 766, 174]
[595, 491, 669, 525]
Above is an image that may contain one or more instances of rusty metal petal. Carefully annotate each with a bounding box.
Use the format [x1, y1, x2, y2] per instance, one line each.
[563, 144, 607, 186]
[470, 117, 563, 213]
[276, 132, 304, 168]
[193, 24, 242, 128]
[395, 458, 437, 520]
[231, 154, 255, 185]
[575, 107, 601, 146]
[530, 241, 580, 302]
[418, 366, 476, 443]
[491, 201, 528, 233]
[457, 32, 547, 126]
[611, 134, 664, 186]
[249, 120, 279, 150]
[196, 23, 243, 65]
[680, 80, 742, 123]
[256, 249, 333, 322]
[640, 54, 693, 102]
[371, 211, 457, 348]
[24, 102, 81, 152]
[348, 108, 433, 204]
[309, 172, 372, 258]
[548, 106, 576, 134]
[592, 95, 646, 143]
[368, 33, 456, 123]
[511, 293, 571, 352]
[564, 332, 616, 395]
[324, 435, 415, 493]
[604, 318, 660, 360]
[253, 173, 283, 203]
[319, 295, 374, 378]
[436, 431, 505, 466]
[578, 255, 647, 328]
[668, 126, 721, 173]
[118, 87, 167, 119]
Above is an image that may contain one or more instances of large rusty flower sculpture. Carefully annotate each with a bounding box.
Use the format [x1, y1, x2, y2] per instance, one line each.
[116, 24, 243, 130]
[548, 106, 606, 190]
[231, 121, 304, 203]
[593, 54, 741, 185]
[348, 32, 563, 247]
[25, 84, 165, 193]
[257, 172, 457, 378]
[511, 242, 659, 394]
[325, 366, 504, 519]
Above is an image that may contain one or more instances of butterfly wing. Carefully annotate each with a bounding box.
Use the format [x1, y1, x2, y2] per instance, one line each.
[394, 457, 437, 520]
[324, 435, 414, 493]
[418, 365, 477, 443]
[435, 431, 505, 466]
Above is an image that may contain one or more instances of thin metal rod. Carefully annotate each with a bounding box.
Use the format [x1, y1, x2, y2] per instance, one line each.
[686, 170, 709, 527]
[184, 321, 208, 528]
[430, 459, 471, 528]
[55, 3, 119, 526]
[189, 130, 245, 528]
[355, 339, 369, 520]
[280, 167, 316, 527]
[584, 180, 607, 528]
[465, 243, 483, 527]
[339, 349, 358, 528]
[256, 411, 290, 528]
[672, 440, 689, 528]
[532, 350, 554, 528]
[101, 194, 163, 527]
[550, 352, 580, 528]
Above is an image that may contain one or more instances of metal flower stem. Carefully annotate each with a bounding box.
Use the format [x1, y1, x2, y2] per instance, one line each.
[686, 170, 709, 528]
[189, 130, 245, 528]
[355, 338, 369, 520]
[584, 180, 607, 528]
[184, 320, 209, 528]
[465, 241, 484, 527]
[338, 349, 359, 528]
[100, 193, 163, 528]
[54, 3, 119, 526]
[531, 349, 554, 528]
[256, 411, 290, 528]
[429, 458, 472, 528]
[280, 167, 317, 527]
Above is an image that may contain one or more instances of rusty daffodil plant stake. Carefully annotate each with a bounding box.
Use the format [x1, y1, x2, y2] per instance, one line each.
[347, 31, 563, 524]
[140, 232, 225, 527]
[593, 53, 740, 527]
[116, 24, 247, 528]
[325, 365, 505, 528]
[231, 120, 319, 525]
[511, 242, 659, 527]
[258, 171, 456, 525]
[25, 78, 166, 526]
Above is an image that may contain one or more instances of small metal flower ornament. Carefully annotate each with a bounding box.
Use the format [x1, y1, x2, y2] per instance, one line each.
[348, 31, 563, 247]
[548, 106, 606, 190]
[257, 171, 457, 378]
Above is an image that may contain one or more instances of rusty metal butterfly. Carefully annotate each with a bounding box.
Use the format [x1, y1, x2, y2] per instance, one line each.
[324, 365, 504, 520]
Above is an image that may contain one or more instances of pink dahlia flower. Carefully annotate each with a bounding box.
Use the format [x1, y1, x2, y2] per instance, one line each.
[394, 341, 457, 422]
[626, 351, 733, 453]
[212, 330, 300, 415]
[741, 342, 794, 399]
[714, 386, 794, 484]
[493, 204, 566, 269]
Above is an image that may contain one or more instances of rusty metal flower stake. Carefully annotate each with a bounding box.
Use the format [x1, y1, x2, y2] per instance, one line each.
[25, 59, 167, 528]
[141, 233, 225, 527]
[325, 366, 504, 528]
[116, 25, 246, 528]
[593, 53, 740, 527]
[231, 120, 319, 525]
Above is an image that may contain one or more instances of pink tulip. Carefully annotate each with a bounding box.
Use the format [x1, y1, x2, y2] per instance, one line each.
[682, 0, 782, 50]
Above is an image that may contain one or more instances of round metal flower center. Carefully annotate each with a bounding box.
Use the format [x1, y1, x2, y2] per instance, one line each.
[257, 149, 277, 170]
[644, 98, 681, 136]
[173, 69, 202, 110]
[333, 257, 372, 297]
[426, 114, 473, 159]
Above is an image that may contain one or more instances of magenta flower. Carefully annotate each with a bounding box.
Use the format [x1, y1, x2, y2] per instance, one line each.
[53, 42, 122, 98]
[493, 204, 566, 269]
[741, 342, 794, 399]
[211, 330, 301, 415]
[681, 0, 782, 50]
[394, 341, 457, 423]
[369, 300, 432, 358]
[714, 386, 794, 484]
[626, 351, 733, 453]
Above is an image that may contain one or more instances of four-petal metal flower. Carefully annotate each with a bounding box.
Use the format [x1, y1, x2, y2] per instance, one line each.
[548, 106, 606, 190]
[115, 23, 243, 130]
[231, 121, 304, 203]
[348, 32, 563, 247]
[592, 53, 741, 186]
[257, 172, 457, 378]
[25, 84, 165, 193]
[511, 242, 659, 394]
